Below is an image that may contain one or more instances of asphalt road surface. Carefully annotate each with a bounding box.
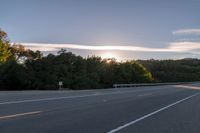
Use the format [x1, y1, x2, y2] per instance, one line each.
[0, 83, 200, 133]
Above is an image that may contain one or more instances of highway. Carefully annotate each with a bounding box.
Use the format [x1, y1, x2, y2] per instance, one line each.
[0, 83, 200, 133]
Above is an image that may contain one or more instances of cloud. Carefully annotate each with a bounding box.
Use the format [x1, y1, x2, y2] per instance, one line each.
[167, 42, 200, 55]
[168, 42, 200, 51]
[20, 42, 200, 54]
[173, 29, 200, 35]
[22, 43, 167, 52]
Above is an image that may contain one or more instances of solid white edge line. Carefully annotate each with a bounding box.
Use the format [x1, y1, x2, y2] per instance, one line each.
[107, 92, 200, 133]
[0, 87, 168, 105]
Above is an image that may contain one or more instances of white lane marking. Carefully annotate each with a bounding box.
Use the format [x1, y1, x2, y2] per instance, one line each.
[138, 93, 153, 97]
[107, 92, 200, 133]
[103, 99, 107, 102]
[0, 111, 41, 120]
[0, 87, 171, 105]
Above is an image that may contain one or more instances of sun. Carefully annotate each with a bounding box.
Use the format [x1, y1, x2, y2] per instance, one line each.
[101, 52, 116, 59]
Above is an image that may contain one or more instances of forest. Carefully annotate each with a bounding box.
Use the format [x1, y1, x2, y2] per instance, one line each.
[0, 28, 200, 90]
[139, 59, 200, 83]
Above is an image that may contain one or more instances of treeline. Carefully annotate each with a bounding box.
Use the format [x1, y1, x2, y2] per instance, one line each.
[138, 59, 200, 82]
[0, 29, 153, 90]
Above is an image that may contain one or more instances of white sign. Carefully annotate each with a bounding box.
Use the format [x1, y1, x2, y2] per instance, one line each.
[59, 81, 63, 86]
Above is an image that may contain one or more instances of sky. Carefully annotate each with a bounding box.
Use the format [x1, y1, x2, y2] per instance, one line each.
[1, 0, 200, 60]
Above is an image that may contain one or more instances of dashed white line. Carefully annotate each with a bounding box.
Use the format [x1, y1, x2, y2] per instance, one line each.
[107, 92, 200, 133]
[138, 93, 153, 97]
[0, 111, 41, 120]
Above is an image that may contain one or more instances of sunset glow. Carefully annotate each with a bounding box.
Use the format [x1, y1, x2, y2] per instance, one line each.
[101, 52, 117, 59]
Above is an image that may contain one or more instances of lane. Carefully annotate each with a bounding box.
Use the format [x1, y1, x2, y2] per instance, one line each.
[108, 93, 199, 133]
[0, 85, 181, 103]
[0, 85, 186, 116]
[0, 84, 199, 133]
[119, 91, 200, 133]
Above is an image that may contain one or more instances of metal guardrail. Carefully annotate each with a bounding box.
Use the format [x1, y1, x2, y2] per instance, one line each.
[113, 82, 198, 88]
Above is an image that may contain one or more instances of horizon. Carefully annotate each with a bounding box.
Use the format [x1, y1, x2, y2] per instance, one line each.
[1, 0, 200, 60]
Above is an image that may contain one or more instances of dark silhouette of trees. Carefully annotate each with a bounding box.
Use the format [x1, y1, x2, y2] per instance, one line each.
[0, 45, 154, 90]
[138, 59, 200, 82]
[17, 51, 153, 90]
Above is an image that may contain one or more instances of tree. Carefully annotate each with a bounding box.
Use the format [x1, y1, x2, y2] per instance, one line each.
[0, 60, 28, 90]
[138, 59, 200, 82]
[0, 29, 12, 63]
[11, 44, 43, 63]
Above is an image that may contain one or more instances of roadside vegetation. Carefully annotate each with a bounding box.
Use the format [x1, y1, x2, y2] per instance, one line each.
[0, 29, 153, 90]
[139, 59, 200, 83]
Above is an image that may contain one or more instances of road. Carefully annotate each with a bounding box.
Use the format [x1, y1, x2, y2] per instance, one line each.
[0, 83, 200, 133]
